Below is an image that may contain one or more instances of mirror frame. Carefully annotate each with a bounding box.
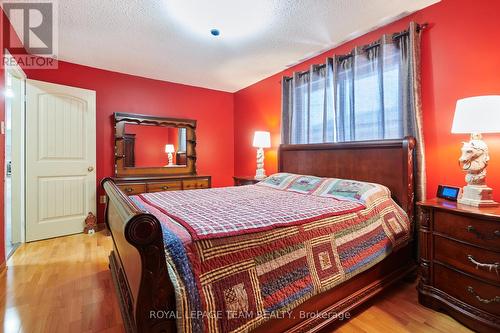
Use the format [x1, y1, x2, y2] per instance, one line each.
[114, 112, 197, 178]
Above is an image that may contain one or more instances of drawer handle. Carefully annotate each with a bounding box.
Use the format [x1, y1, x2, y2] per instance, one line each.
[467, 255, 499, 275]
[125, 188, 133, 193]
[466, 286, 500, 304]
[466, 225, 500, 240]
[162, 186, 169, 190]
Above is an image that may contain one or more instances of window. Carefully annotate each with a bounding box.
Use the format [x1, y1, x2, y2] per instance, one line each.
[178, 128, 187, 152]
[282, 22, 427, 203]
[282, 38, 406, 144]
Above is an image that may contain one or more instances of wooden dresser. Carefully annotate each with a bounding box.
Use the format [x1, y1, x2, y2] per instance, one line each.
[113, 175, 211, 195]
[417, 198, 500, 333]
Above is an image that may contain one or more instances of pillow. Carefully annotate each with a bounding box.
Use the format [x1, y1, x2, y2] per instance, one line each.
[284, 175, 324, 194]
[313, 178, 390, 205]
[258, 173, 391, 206]
[256, 173, 297, 189]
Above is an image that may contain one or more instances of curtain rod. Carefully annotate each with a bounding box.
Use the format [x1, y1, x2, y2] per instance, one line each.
[338, 22, 428, 61]
[282, 22, 428, 81]
[360, 22, 428, 53]
[295, 63, 327, 77]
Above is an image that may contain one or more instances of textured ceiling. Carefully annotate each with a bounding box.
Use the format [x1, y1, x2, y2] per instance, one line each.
[42, 0, 439, 92]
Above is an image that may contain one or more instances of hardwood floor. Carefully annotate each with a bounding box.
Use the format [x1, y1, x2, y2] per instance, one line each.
[0, 231, 124, 333]
[334, 280, 473, 333]
[0, 231, 473, 333]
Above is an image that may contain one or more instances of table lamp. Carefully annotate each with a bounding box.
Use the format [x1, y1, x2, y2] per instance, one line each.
[451, 95, 500, 207]
[165, 144, 175, 166]
[253, 131, 271, 180]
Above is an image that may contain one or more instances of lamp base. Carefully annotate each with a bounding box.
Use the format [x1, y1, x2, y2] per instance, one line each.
[458, 185, 499, 207]
[254, 147, 267, 180]
[254, 169, 267, 180]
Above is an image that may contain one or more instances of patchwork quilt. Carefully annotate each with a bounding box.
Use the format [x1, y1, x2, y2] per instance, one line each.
[130, 173, 410, 333]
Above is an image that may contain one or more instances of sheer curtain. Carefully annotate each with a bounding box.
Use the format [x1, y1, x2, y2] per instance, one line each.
[281, 22, 426, 201]
[282, 59, 334, 144]
[283, 37, 405, 143]
[334, 36, 403, 141]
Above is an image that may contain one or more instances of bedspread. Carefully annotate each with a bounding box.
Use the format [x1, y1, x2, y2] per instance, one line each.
[130, 174, 411, 333]
[138, 184, 364, 240]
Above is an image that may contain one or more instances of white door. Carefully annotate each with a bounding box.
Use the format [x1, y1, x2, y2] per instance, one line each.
[26, 79, 96, 241]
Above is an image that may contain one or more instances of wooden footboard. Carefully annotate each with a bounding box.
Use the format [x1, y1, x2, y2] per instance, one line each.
[102, 178, 176, 333]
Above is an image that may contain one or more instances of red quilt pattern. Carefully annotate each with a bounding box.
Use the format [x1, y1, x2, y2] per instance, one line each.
[138, 185, 364, 240]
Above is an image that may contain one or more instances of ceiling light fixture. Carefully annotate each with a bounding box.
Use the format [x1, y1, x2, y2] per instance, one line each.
[165, 0, 272, 40]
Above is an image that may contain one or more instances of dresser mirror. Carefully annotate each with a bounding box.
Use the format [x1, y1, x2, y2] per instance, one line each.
[123, 124, 187, 168]
[114, 113, 197, 177]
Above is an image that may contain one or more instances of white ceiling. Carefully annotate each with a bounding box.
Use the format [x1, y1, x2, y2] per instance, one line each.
[37, 0, 440, 92]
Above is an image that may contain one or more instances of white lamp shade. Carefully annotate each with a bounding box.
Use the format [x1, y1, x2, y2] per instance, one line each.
[452, 95, 500, 134]
[165, 144, 175, 153]
[252, 131, 271, 148]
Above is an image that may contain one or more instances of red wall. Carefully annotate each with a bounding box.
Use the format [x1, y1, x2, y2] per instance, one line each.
[23, 61, 234, 226]
[234, 0, 500, 201]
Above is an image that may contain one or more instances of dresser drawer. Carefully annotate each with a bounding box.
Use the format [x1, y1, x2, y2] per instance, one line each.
[434, 210, 500, 250]
[435, 264, 500, 316]
[118, 183, 146, 195]
[434, 235, 500, 284]
[147, 181, 182, 193]
[183, 179, 210, 190]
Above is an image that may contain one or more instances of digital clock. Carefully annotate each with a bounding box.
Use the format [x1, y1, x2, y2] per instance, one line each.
[437, 185, 461, 201]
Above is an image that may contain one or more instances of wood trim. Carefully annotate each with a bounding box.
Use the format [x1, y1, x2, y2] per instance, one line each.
[115, 112, 197, 127]
[113, 175, 212, 195]
[419, 198, 500, 220]
[114, 112, 197, 178]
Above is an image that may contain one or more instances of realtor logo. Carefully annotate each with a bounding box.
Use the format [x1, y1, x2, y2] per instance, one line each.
[1, 0, 58, 68]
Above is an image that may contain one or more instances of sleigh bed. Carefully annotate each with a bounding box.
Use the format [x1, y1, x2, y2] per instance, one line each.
[102, 137, 417, 333]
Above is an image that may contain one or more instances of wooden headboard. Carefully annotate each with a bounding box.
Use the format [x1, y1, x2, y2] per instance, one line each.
[278, 136, 416, 222]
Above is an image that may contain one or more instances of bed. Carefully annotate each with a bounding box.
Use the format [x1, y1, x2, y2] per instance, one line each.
[102, 137, 416, 333]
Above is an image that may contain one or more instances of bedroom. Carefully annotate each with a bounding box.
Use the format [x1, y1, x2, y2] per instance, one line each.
[0, 0, 499, 332]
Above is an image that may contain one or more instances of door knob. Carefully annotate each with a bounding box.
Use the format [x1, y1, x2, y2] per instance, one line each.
[88, 166, 94, 172]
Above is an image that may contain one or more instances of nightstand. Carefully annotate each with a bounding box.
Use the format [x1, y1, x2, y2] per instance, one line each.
[417, 198, 500, 333]
[233, 176, 260, 186]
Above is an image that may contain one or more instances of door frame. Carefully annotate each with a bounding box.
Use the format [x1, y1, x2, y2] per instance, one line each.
[4, 49, 27, 248]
